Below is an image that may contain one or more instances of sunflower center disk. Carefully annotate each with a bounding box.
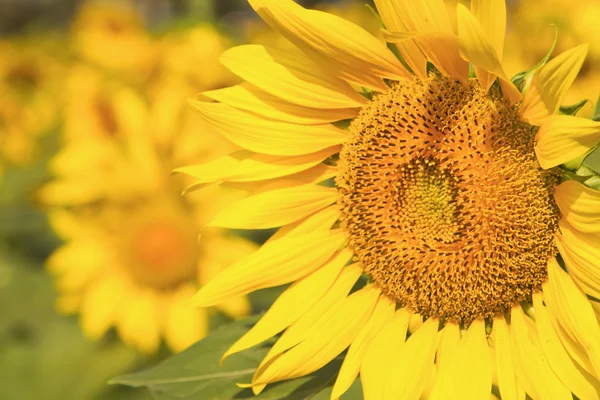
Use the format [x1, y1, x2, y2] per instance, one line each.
[337, 75, 560, 324]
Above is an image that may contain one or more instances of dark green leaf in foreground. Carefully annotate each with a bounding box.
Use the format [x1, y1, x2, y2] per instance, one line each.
[111, 316, 352, 399]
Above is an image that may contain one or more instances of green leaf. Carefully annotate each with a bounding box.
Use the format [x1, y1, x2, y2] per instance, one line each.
[111, 316, 347, 399]
[511, 25, 557, 90]
[559, 99, 589, 116]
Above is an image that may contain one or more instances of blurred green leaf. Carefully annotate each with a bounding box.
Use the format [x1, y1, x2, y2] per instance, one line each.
[0, 248, 147, 400]
[112, 316, 351, 399]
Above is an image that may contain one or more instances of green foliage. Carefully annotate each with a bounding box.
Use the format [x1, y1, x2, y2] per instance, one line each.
[0, 249, 148, 400]
[112, 316, 362, 400]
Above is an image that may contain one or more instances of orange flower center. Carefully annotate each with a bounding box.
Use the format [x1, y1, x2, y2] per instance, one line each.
[121, 208, 199, 289]
[337, 75, 560, 323]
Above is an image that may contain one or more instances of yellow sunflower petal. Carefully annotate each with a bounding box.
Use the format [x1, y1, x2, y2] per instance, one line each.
[190, 230, 346, 307]
[117, 289, 161, 354]
[252, 285, 380, 385]
[430, 319, 492, 400]
[80, 273, 127, 340]
[248, 0, 409, 90]
[164, 285, 209, 353]
[267, 204, 340, 243]
[189, 101, 347, 156]
[435, 322, 461, 371]
[382, 317, 440, 400]
[264, 264, 362, 362]
[521, 45, 589, 125]
[493, 317, 526, 400]
[470, 0, 505, 61]
[203, 84, 360, 124]
[216, 296, 252, 320]
[554, 180, 600, 233]
[374, 0, 454, 78]
[543, 257, 600, 375]
[510, 305, 572, 399]
[176, 148, 338, 185]
[535, 115, 600, 169]
[218, 45, 366, 109]
[206, 184, 337, 229]
[373, 0, 427, 76]
[533, 293, 600, 400]
[331, 295, 396, 400]
[360, 308, 412, 400]
[469, 0, 506, 91]
[38, 180, 104, 206]
[456, 4, 520, 103]
[556, 220, 600, 299]
[221, 249, 352, 362]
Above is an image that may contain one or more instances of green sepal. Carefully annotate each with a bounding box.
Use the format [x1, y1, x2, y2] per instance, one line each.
[559, 98, 589, 116]
[593, 94, 600, 122]
[511, 25, 558, 91]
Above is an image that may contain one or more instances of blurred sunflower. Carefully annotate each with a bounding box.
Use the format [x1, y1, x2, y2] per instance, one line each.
[187, 0, 600, 398]
[70, 1, 154, 78]
[0, 39, 64, 174]
[41, 74, 255, 353]
[504, 0, 600, 117]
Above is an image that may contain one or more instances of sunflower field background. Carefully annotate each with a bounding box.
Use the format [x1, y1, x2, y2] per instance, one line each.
[0, 0, 598, 399]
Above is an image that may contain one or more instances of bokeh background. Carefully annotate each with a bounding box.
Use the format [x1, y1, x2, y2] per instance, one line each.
[0, 0, 598, 399]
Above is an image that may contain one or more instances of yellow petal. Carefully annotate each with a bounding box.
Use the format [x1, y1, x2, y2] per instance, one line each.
[189, 101, 347, 156]
[521, 45, 589, 125]
[435, 322, 461, 372]
[207, 184, 337, 229]
[80, 273, 127, 340]
[116, 289, 161, 354]
[203, 84, 360, 124]
[164, 285, 209, 353]
[430, 319, 492, 400]
[372, 0, 435, 77]
[535, 115, 600, 169]
[221, 249, 353, 362]
[493, 317, 526, 400]
[360, 308, 412, 400]
[216, 295, 252, 320]
[253, 285, 380, 385]
[470, 0, 505, 61]
[331, 295, 396, 399]
[248, 0, 409, 90]
[469, 0, 506, 91]
[382, 317, 440, 400]
[543, 257, 600, 375]
[510, 305, 572, 399]
[263, 263, 362, 361]
[219, 45, 366, 108]
[266, 203, 340, 243]
[556, 220, 600, 300]
[190, 230, 347, 307]
[38, 180, 104, 206]
[176, 148, 338, 185]
[554, 180, 600, 233]
[374, 0, 453, 33]
[533, 292, 600, 400]
[456, 4, 520, 103]
[47, 209, 86, 240]
[55, 294, 81, 314]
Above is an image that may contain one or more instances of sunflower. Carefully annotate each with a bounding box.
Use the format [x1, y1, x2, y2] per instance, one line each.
[0, 38, 64, 173]
[70, 1, 154, 78]
[504, 0, 600, 118]
[42, 75, 255, 353]
[186, 0, 600, 398]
